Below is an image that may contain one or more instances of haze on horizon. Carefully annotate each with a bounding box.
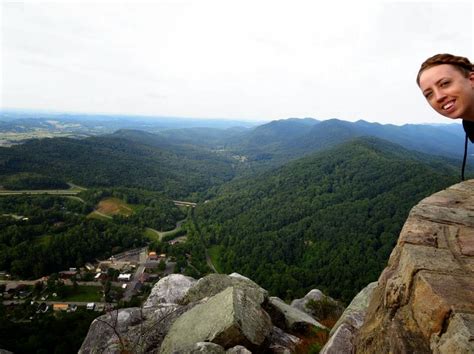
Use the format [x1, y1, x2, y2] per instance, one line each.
[1, 0, 473, 125]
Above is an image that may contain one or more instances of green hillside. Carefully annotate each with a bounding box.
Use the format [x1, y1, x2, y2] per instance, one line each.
[194, 137, 458, 302]
[0, 135, 237, 198]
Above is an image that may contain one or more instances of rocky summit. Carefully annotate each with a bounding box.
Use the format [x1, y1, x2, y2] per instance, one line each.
[79, 273, 328, 353]
[323, 180, 474, 353]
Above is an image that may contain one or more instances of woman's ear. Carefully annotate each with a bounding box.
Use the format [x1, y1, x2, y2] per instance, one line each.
[469, 71, 474, 88]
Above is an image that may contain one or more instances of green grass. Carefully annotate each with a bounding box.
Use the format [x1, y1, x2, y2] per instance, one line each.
[144, 227, 161, 242]
[208, 245, 224, 273]
[58, 285, 102, 302]
[86, 211, 112, 221]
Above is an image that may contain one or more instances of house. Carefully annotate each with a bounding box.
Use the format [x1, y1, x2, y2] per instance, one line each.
[86, 302, 95, 310]
[148, 251, 158, 261]
[85, 263, 95, 271]
[118, 273, 132, 281]
[53, 303, 69, 311]
[94, 272, 107, 281]
[146, 274, 160, 282]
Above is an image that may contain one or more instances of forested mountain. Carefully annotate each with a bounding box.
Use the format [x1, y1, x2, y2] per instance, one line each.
[194, 137, 458, 302]
[221, 118, 466, 164]
[0, 135, 237, 198]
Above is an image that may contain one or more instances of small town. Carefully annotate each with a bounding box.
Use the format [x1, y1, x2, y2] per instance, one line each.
[0, 247, 176, 316]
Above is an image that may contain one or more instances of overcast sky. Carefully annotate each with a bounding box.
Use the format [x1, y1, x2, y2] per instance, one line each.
[1, 0, 473, 124]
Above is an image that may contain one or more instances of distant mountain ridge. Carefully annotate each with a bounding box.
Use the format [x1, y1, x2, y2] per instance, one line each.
[225, 118, 466, 162]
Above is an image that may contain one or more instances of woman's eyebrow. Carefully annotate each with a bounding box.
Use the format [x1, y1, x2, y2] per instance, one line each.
[422, 77, 447, 95]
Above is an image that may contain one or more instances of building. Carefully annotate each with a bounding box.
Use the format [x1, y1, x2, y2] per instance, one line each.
[85, 263, 95, 271]
[53, 303, 69, 311]
[118, 273, 132, 281]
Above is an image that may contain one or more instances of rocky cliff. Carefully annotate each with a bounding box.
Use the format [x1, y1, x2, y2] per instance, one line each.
[79, 273, 330, 353]
[323, 180, 474, 353]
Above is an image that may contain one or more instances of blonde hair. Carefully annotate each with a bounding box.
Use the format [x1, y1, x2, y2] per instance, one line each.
[416, 53, 473, 86]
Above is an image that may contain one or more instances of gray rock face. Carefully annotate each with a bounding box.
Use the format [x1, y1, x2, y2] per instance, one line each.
[431, 313, 474, 354]
[268, 326, 301, 353]
[160, 286, 272, 353]
[290, 289, 324, 314]
[79, 305, 189, 353]
[188, 342, 226, 353]
[330, 281, 377, 338]
[320, 281, 377, 354]
[266, 296, 326, 333]
[143, 274, 196, 308]
[79, 307, 143, 354]
[182, 273, 268, 305]
[225, 345, 252, 353]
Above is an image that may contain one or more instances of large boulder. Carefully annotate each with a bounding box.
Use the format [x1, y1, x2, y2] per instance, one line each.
[354, 180, 474, 353]
[225, 345, 252, 353]
[159, 286, 273, 353]
[143, 274, 196, 308]
[181, 273, 268, 305]
[320, 282, 377, 354]
[267, 326, 302, 353]
[79, 305, 190, 354]
[265, 296, 326, 333]
[79, 307, 144, 353]
[290, 289, 325, 315]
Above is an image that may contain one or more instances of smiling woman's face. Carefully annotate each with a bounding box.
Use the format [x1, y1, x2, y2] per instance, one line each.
[419, 64, 474, 121]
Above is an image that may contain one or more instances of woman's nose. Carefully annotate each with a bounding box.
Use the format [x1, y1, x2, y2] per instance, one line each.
[434, 89, 447, 102]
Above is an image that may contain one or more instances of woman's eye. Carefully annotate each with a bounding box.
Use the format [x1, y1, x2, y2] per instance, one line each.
[425, 92, 433, 99]
[440, 80, 450, 87]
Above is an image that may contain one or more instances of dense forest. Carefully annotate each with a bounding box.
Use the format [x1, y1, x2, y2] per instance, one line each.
[194, 137, 458, 302]
[0, 305, 98, 354]
[0, 188, 186, 278]
[0, 135, 237, 198]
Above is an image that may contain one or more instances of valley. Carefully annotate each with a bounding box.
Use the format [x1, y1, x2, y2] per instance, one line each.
[0, 114, 469, 353]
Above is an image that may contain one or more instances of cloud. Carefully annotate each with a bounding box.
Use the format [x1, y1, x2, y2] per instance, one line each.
[1, 1, 472, 124]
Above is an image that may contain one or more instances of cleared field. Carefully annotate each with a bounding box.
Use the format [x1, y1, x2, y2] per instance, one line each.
[86, 211, 112, 220]
[58, 285, 103, 302]
[96, 197, 134, 217]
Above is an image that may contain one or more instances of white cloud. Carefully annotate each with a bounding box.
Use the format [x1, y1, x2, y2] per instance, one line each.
[1, 0, 472, 124]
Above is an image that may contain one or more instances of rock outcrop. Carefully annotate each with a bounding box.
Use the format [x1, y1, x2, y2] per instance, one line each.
[290, 289, 325, 315]
[143, 274, 196, 308]
[320, 282, 377, 354]
[353, 180, 474, 353]
[159, 286, 272, 353]
[265, 296, 326, 333]
[80, 273, 327, 353]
